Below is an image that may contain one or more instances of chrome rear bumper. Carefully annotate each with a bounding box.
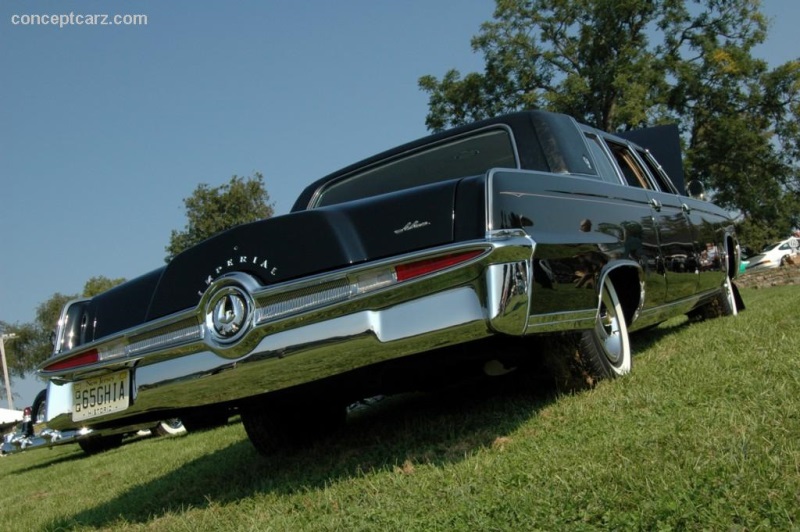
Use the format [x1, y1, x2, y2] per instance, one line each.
[44, 234, 535, 432]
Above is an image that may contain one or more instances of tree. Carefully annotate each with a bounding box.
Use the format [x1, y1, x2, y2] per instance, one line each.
[165, 172, 275, 262]
[419, 0, 800, 244]
[0, 276, 125, 377]
[83, 275, 126, 297]
[420, 0, 671, 132]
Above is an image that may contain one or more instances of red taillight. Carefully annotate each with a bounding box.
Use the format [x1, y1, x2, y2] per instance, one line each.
[43, 349, 99, 372]
[395, 250, 484, 282]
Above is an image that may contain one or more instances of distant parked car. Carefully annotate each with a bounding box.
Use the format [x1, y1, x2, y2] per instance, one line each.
[739, 245, 755, 260]
[745, 237, 800, 272]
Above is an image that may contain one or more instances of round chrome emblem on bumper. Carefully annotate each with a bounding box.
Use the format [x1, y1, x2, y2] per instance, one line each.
[204, 285, 253, 345]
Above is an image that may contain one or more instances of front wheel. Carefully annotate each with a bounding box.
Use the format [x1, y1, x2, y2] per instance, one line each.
[154, 418, 186, 437]
[720, 276, 739, 317]
[579, 279, 631, 380]
[688, 276, 741, 321]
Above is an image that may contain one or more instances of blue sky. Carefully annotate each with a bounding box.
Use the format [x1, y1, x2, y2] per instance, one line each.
[1, 0, 798, 408]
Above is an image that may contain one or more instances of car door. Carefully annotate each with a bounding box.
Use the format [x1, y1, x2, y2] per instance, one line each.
[631, 144, 732, 293]
[677, 191, 732, 294]
[601, 138, 699, 305]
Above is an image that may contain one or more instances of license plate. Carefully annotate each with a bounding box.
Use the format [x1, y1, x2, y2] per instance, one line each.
[72, 370, 131, 422]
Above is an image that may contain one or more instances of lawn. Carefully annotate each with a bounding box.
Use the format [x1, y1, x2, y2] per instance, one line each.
[1, 285, 798, 531]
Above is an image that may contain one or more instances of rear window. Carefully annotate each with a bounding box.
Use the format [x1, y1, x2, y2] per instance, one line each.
[315, 128, 518, 207]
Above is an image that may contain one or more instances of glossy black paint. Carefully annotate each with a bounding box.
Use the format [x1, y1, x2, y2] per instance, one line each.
[90, 268, 164, 342]
[491, 170, 659, 316]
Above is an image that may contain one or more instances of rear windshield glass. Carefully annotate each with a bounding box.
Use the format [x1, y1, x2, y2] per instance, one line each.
[316, 128, 517, 207]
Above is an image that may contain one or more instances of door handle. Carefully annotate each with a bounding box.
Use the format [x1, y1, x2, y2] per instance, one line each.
[681, 203, 691, 214]
[649, 198, 662, 212]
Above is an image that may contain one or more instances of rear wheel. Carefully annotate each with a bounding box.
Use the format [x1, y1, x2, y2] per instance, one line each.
[78, 434, 124, 455]
[579, 279, 631, 380]
[180, 411, 229, 432]
[241, 399, 347, 456]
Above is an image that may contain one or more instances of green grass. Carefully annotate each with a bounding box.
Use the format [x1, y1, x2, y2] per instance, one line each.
[2, 285, 798, 531]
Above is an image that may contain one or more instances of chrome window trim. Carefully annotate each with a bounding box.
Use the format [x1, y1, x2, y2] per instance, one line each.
[636, 148, 679, 195]
[603, 138, 661, 190]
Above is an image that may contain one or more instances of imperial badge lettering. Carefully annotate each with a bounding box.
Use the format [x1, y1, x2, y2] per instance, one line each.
[198, 251, 279, 297]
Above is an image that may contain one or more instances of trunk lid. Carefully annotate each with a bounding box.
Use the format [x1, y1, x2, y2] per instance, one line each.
[74, 179, 465, 345]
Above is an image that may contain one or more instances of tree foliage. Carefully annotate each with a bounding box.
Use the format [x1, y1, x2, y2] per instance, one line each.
[83, 275, 126, 297]
[419, 0, 800, 246]
[165, 173, 275, 262]
[0, 276, 125, 379]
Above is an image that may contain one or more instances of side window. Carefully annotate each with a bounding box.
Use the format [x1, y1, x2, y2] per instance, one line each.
[636, 149, 677, 194]
[606, 141, 652, 189]
[584, 133, 622, 184]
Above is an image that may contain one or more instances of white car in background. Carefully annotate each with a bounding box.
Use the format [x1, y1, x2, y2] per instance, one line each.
[745, 237, 800, 272]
